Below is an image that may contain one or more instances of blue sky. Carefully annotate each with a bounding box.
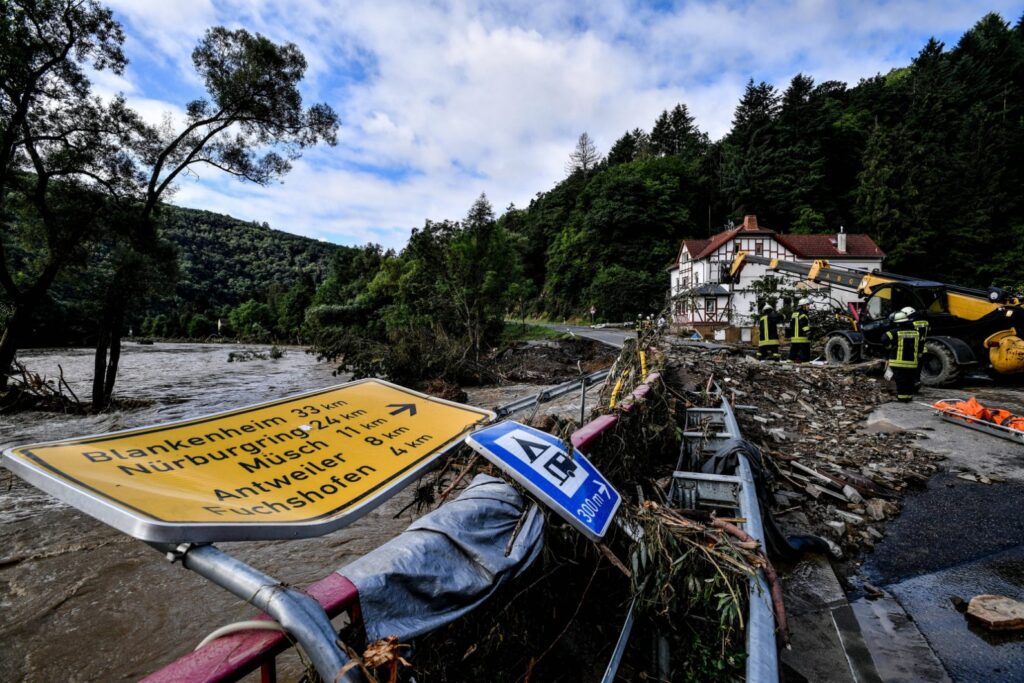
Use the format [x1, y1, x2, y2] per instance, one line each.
[94, 0, 1023, 249]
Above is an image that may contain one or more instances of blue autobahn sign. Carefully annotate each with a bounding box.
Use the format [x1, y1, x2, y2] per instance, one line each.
[466, 421, 621, 541]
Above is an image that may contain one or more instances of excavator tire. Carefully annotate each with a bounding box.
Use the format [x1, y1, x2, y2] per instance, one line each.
[825, 335, 860, 365]
[921, 340, 962, 386]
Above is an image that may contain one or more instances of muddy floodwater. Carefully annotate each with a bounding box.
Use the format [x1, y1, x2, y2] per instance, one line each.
[0, 345, 405, 681]
[0, 342, 593, 682]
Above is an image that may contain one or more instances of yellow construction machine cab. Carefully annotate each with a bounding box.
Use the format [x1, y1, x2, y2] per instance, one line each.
[729, 250, 1024, 380]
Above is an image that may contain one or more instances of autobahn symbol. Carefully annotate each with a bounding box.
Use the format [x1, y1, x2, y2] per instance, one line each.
[466, 420, 620, 541]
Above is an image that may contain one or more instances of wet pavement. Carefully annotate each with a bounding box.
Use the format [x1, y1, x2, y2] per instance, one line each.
[542, 323, 633, 348]
[856, 391, 1024, 683]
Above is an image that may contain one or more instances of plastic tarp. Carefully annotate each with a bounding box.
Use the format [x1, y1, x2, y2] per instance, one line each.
[337, 474, 544, 642]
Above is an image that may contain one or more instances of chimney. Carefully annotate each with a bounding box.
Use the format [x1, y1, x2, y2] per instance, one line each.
[743, 215, 758, 230]
[837, 226, 847, 254]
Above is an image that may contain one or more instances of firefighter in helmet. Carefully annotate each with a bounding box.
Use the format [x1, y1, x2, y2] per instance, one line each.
[788, 298, 812, 363]
[757, 304, 783, 360]
[884, 310, 921, 402]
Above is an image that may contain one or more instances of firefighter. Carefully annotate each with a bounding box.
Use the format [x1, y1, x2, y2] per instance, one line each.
[900, 305, 928, 387]
[788, 297, 812, 362]
[757, 304, 783, 360]
[900, 305, 929, 341]
[884, 310, 921, 402]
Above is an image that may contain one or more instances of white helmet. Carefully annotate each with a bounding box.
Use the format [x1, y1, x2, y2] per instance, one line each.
[762, 304, 773, 312]
[892, 310, 909, 323]
[900, 306, 915, 316]
[798, 298, 811, 307]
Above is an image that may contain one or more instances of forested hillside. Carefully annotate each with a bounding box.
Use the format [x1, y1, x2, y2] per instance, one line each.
[145, 208, 338, 340]
[25, 206, 339, 346]
[495, 12, 1024, 320]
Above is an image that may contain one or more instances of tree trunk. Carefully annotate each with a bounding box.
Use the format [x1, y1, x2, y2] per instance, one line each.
[0, 303, 32, 389]
[102, 308, 123, 405]
[92, 327, 109, 410]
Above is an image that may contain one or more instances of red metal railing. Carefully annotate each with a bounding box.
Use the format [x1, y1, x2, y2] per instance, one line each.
[142, 573, 360, 683]
[571, 370, 661, 452]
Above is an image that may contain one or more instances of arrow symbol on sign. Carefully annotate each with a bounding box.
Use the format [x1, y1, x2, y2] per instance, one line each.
[387, 403, 417, 417]
[598, 483, 608, 499]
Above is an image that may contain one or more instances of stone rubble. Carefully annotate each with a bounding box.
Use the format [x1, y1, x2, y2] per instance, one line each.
[663, 339, 943, 555]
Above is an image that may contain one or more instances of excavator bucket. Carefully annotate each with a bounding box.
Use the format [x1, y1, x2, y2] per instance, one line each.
[985, 329, 1024, 374]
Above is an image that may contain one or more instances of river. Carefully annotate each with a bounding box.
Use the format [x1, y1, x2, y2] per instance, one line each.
[0, 342, 599, 682]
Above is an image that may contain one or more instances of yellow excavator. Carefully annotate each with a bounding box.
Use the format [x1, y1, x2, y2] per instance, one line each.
[729, 253, 1024, 386]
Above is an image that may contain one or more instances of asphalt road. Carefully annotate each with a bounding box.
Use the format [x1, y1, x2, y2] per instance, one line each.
[542, 323, 634, 348]
[856, 385, 1024, 682]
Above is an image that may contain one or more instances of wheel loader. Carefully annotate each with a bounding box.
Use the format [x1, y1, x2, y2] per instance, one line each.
[729, 253, 1024, 386]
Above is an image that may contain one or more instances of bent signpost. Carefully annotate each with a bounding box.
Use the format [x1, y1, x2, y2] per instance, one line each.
[2, 378, 494, 542]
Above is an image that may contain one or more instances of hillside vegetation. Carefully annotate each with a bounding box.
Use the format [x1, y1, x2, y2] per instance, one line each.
[493, 12, 1024, 319]
[7, 11, 1024, 391]
[24, 206, 338, 346]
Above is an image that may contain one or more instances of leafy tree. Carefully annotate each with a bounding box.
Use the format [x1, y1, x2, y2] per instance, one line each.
[587, 264, 663, 322]
[0, 0, 136, 387]
[187, 313, 216, 338]
[311, 195, 524, 384]
[230, 299, 275, 340]
[90, 25, 339, 406]
[544, 157, 695, 314]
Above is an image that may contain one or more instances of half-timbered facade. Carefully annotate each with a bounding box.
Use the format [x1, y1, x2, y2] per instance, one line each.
[668, 215, 885, 336]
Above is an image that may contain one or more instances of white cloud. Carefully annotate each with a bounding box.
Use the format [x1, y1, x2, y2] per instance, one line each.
[100, 0, 1022, 248]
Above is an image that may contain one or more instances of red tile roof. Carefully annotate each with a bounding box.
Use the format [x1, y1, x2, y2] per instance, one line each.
[675, 215, 885, 264]
[687, 228, 745, 259]
[775, 233, 885, 259]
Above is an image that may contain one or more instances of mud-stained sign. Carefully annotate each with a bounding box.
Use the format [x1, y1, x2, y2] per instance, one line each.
[2, 379, 493, 542]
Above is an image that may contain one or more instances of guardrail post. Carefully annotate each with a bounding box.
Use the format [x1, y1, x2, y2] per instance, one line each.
[151, 543, 362, 683]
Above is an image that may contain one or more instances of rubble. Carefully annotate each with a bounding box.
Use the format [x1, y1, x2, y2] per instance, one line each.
[966, 594, 1024, 631]
[662, 338, 943, 557]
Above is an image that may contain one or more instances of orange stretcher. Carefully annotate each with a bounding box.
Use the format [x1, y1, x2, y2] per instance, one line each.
[932, 397, 1024, 445]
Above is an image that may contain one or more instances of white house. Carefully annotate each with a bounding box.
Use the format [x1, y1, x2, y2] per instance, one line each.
[667, 215, 885, 338]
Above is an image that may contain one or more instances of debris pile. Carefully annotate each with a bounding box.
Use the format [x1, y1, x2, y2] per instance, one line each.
[227, 346, 284, 362]
[493, 338, 616, 383]
[411, 339, 756, 681]
[662, 338, 943, 556]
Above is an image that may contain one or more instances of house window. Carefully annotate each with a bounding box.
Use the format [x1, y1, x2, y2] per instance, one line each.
[705, 298, 716, 316]
[734, 240, 742, 253]
[754, 241, 763, 255]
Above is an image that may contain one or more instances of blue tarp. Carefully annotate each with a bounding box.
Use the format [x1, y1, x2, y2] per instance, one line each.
[338, 474, 544, 641]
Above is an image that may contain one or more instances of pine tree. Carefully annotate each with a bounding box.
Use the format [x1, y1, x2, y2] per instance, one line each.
[566, 132, 603, 176]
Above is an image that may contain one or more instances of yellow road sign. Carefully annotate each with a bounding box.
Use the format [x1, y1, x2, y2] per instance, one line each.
[2, 379, 494, 542]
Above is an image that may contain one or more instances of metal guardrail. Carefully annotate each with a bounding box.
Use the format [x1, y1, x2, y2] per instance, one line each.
[494, 368, 610, 418]
[672, 387, 779, 682]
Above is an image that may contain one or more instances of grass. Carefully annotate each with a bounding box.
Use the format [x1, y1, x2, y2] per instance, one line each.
[501, 320, 570, 342]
